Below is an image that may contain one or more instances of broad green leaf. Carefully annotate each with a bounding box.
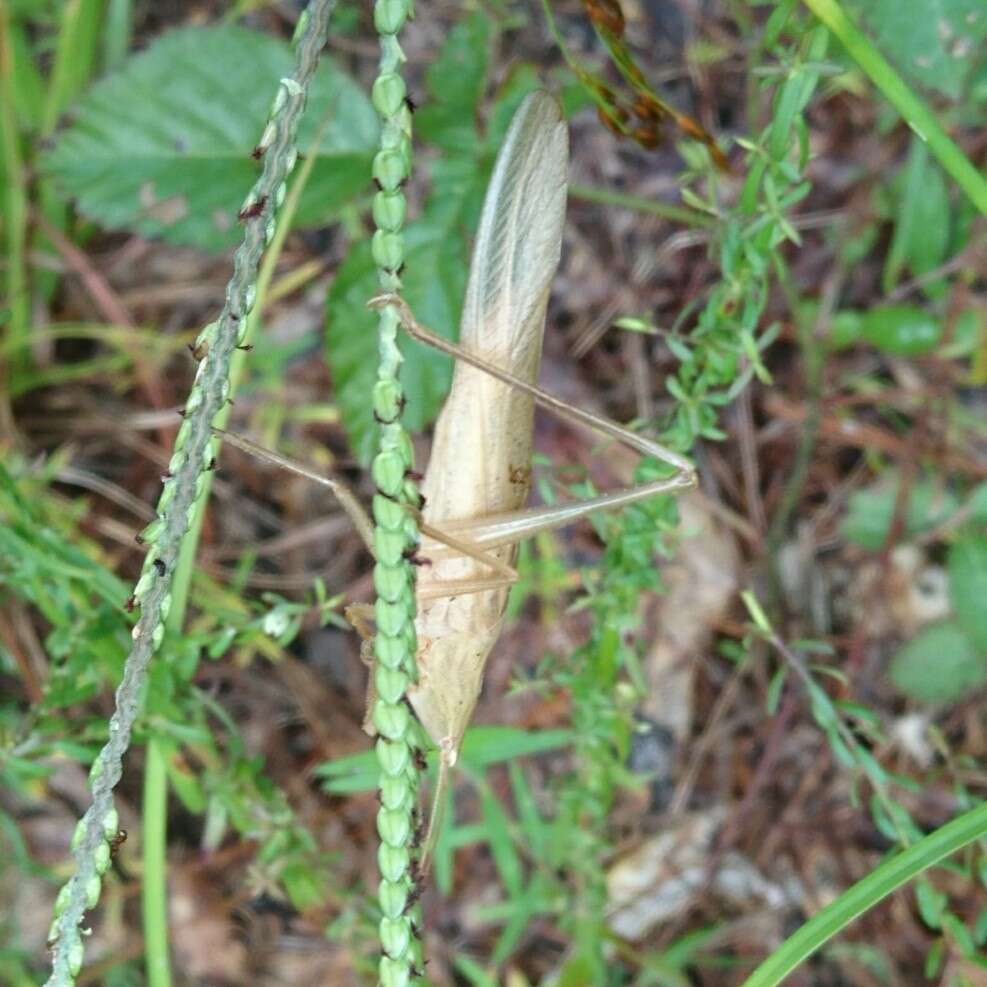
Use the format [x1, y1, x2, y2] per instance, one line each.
[889, 621, 987, 703]
[860, 305, 943, 355]
[850, 0, 987, 100]
[883, 138, 950, 296]
[841, 475, 958, 549]
[949, 533, 987, 651]
[415, 12, 492, 149]
[43, 25, 377, 250]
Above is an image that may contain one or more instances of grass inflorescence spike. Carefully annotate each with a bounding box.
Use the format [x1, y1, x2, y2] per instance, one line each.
[42, 2, 337, 983]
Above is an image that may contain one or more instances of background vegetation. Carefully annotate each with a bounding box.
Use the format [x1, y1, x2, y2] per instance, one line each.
[1, 0, 986, 984]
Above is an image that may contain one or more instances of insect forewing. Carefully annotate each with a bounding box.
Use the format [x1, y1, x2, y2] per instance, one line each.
[410, 91, 568, 766]
[422, 90, 569, 526]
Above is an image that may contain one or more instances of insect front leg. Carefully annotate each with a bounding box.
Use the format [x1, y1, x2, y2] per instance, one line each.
[214, 427, 377, 553]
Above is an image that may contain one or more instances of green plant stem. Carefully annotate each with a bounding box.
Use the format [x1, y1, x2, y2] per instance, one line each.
[138, 82, 336, 987]
[43, 4, 335, 983]
[142, 740, 171, 987]
[0, 5, 28, 409]
[102, 0, 132, 72]
[568, 183, 713, 227]
[741, 801, 987, 987]
[801, 0, 987, 216]
[41, 0, 103, 133]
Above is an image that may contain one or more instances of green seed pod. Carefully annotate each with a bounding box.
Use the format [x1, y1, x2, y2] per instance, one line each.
[374, 560, 409, 601]
[379, 878, 409, 919]
[70, 818, 88, 851]
[379, 774, 408, 809]
[157, 480, 177, 515]
[373, 699, 411, 741]
[175, 417, 194, 449]
[378, 841, 411, 883]
[375, 600, 406, 637]
[373, 149, 407, 191]
[133, 570, 154, 599]
[159, 592, 172, 623]
[379, 915, 412, 958]
[373, 73, 407, 117]
[379, 955, 411, 987]
[103, 807, 120, 840]
[151, 623, 165, 650]
[54, 883, 72, 916]
[374, 664, 407, 705]
[280, 77, 303, 98]
[372, 230, 405, 271]
[375, 632, 406, 672]
[374, 0, 409, 35]
[271, 84, 288, 116]
[85, 874, 102, 909]
[373, 377, 403, 422]
[376, 737, 410, 776]
[68, 938, 85, 976]
[373, 493, 407, 531]
[373, 191, 406, 232]
[372, 450, 406, 499]
[93, 840, 111, 874]
[377, 806, 411, 847]
[167, 449, 188, 476]
[284, 147, 298, 174]
[138, 518, 165, 545]
[374, 529, 407, 569]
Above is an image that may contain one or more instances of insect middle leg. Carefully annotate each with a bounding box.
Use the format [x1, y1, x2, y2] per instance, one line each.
[371, 292, 697, 481]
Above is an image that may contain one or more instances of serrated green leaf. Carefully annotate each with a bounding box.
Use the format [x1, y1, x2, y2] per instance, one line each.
[889, 620, 987, 703]
[949, 533, 987, 652]
[43, 25, 377, 250]
[415, 12, 492, 149]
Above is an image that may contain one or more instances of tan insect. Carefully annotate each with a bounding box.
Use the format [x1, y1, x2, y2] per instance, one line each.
[219, 90, 696, 860]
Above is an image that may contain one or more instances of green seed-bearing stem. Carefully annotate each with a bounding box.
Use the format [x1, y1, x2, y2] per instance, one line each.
[371, 1, 424, 984]
[43, 3, 336, 984]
